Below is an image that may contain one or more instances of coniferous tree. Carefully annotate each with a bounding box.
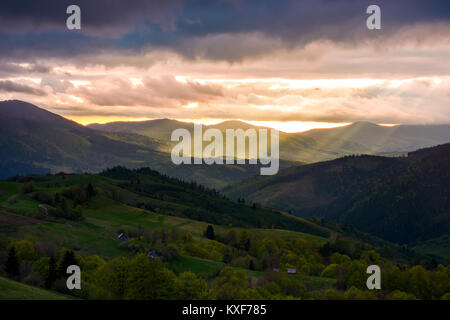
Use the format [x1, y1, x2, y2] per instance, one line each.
[205, 225, 215, 240]
[5, 247, 20, 278]
[86, 183, 95, 199]
[45, 256, 57, 289]
[58, 250, 77, 278]
[61, 198, 68, 214]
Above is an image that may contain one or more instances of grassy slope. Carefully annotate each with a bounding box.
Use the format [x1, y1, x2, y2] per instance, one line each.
[167, 256, 335, 290]
[412, 235, 450, 264]
[14, 171, 330, 238]
[0, 277, 72, 300]
[0, 179, 335, 291]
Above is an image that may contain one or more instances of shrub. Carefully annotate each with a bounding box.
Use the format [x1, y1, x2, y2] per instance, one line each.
[7, 194, 19, 204]
[321, 264, 338, 278]
[20, 182, 34, 194]
[32, 191, 55, 206]
[176, 272, 210, 299]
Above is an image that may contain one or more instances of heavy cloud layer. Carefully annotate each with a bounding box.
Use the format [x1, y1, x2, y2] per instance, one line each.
[0, 0, 450, 126]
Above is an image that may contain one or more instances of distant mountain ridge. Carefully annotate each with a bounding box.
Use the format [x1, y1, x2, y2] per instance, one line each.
[89, 118, 450, 162]
[303, 121, 450, 153]
[0, 100, 165, 176]
[0, 100, 291, 188]
[89, 118, 191, 141]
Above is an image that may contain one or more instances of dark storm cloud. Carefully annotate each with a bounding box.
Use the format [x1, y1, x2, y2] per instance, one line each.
[0, 80, 46, 96]
[0, 0, 183, 32]
[0, 0, 449, 61]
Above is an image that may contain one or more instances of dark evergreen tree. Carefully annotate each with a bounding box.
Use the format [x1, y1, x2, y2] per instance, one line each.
[205, 225, 215, 240]
[427, 258, 438, 271]
[61, 198, 68, 214]
[5, 247, 20, 278]
[45, 256, 57, 289]
[58, 250, 77, 278]
[86, 183, 95, 199]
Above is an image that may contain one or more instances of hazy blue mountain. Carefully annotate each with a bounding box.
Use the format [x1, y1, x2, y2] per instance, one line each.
[90, 119, 450, 163]
[303, 121, 450, 153]
[89, 119, 370, 162]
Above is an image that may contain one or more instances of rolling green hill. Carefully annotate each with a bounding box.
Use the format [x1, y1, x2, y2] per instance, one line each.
[0, 166, 446, 300]
[0, 277, 72, 300]
[0, 170, 339, 297]
[3, 167, 331, 238]
[0, 167, 425, 265]
[412, 235, 450, 264]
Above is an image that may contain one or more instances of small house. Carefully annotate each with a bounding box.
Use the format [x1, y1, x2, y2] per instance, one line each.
[147, 250, 158, 259]
[287, 268, 297, 274]
[118, 233, 128, 242]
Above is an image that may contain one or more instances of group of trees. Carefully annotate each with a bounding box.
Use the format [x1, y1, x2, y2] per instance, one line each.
[110, 224, 450, 300]
[1, 231, 450, 299]
[0, 237, 80, 292]
[17, 182, 95, 221]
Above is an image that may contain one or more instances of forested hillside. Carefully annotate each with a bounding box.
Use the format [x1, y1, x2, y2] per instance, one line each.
[225, 143, 450, 247]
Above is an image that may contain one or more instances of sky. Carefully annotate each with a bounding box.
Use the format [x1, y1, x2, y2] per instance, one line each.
[0, 0, 450, 132]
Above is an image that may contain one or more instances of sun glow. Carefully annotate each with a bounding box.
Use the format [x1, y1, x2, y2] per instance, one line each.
[69, 115, 153, 126]
[177, 119, 351, 133]
[69, 115, 352, 133]
[243, 121, 350, 133]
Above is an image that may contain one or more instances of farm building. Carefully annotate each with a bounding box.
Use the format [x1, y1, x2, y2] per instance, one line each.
[118, 233, 128, 242]
[287, 268, 297, 274]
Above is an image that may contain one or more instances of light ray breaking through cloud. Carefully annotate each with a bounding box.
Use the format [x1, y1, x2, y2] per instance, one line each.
[0, 0, 449, 130]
